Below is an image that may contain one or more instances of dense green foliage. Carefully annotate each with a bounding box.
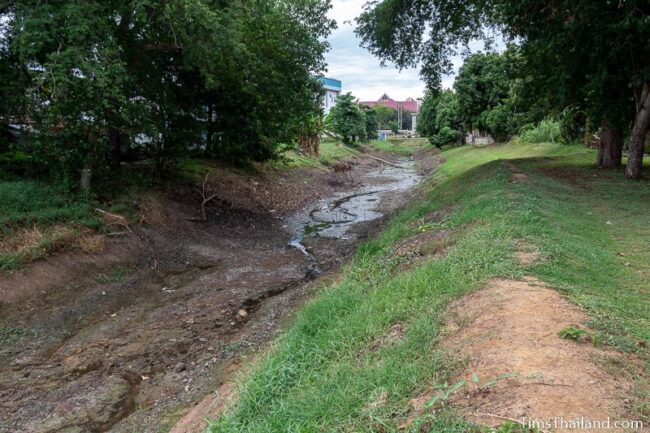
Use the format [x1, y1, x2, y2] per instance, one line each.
[454, 52, 509, 133]
[418, 90, 462, 148]
[210, 142, 649, 432]
[0, 0, 335, 187]
[418, 49, 535, 147]
[0, 179, 100, 270]
[328, 93, 367, 144]
[370, 103, 413, 131]
[0, 180, 96, 229]
[356, 0, 650, 178]
[416, 90, 438, 138]
[517, 118, 562, 144]
[457, 48, 544, 142]
[374, 105, 396, 130]
[362, 106, 379, 141]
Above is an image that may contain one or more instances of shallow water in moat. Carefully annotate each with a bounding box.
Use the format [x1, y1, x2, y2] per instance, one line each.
[285, 158, 422, 263]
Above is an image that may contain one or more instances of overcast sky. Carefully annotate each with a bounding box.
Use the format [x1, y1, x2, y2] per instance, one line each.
[324, 0, 477, 101]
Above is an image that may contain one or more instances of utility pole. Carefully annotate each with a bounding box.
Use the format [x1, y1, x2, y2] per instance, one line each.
[397, 106, 402, 131]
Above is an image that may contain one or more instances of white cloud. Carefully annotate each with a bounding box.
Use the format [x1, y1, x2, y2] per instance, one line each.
[325, 0, 504, 99]
[325, 0, 424, 101]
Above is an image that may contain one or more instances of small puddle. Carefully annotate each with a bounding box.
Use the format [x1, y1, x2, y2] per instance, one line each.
[285, 158, 422, 271]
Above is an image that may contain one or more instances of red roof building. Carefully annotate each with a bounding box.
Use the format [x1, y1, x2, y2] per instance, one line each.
[358, 94, 419, 113]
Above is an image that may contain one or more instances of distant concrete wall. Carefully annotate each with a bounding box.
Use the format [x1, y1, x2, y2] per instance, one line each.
[465, 133, 495, 145]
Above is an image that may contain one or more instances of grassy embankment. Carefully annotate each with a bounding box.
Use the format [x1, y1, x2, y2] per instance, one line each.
[273, 139, 361, 168]
[370, 136, 430, 156]
[276, 137, 429, 168]
[210, 142, 649, 432]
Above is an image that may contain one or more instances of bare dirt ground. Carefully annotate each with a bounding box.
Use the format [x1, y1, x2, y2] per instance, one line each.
[0, 147, 435, 433]
[439, 277, 646, 432]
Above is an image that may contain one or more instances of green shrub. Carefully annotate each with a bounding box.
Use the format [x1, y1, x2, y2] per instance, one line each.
[558, 325, 588, 341]
[429, 126, 460, 148]
[559, 106, 587, 144]
[0, 151, 45, 179]
[480, 104, 515, 142]
[0, 180, 97, 228]
[0, 326, 31, 344]
[517, 118, 563, 144]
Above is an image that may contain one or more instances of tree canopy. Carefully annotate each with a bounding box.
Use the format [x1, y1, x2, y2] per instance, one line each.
[454, 52, 509, 133]
[362, 106, 379, 141]
[418, 48, 540, 147]
[328, 93, 367, 144]
[417, 89, 462, 148]
[356, 0, 650, 178]
[371, 104, 411, 131]
[0, 0, 335, 187]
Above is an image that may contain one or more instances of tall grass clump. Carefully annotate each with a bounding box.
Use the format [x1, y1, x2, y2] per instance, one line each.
[516, 118, 563, 144]
[0, 180, 98, 228]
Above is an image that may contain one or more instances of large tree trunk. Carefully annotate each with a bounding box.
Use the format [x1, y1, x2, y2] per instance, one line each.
[80, 167, 92, 191]
[81, 132, 98, 191]
[597, 121, 623, 168]
[205, 103, 215, 157]
[298, 134, 320, 156]
[625, 83, 650, 179]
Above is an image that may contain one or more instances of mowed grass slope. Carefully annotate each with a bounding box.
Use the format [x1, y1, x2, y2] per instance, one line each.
[275, 137, 429, 168]
[210, 142, 649, 433]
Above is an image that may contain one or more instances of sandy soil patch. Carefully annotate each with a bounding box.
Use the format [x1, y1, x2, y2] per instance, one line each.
[438, 278, 642, 432]
[169, 379, 235, 433]
[511, 172, 529, 182]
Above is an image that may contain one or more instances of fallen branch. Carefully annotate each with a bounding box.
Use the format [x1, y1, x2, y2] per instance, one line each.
[104, 226, 142, 241]
[95, 208, 132, 233]
[367, 154, 403, 168]
[190, 174, 222, 222]
[93, 208, 143, 243]
[105, 231, 132, 237]
[95, 208, 127, 221]
[112, 222, 133, 233]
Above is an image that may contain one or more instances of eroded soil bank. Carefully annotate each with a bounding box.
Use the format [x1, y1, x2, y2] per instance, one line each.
[0, 148, 437, 433]
[441, 278, 640, 433]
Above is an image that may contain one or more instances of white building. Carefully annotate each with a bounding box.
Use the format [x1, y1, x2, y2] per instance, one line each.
[319, 77, 342, 115]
